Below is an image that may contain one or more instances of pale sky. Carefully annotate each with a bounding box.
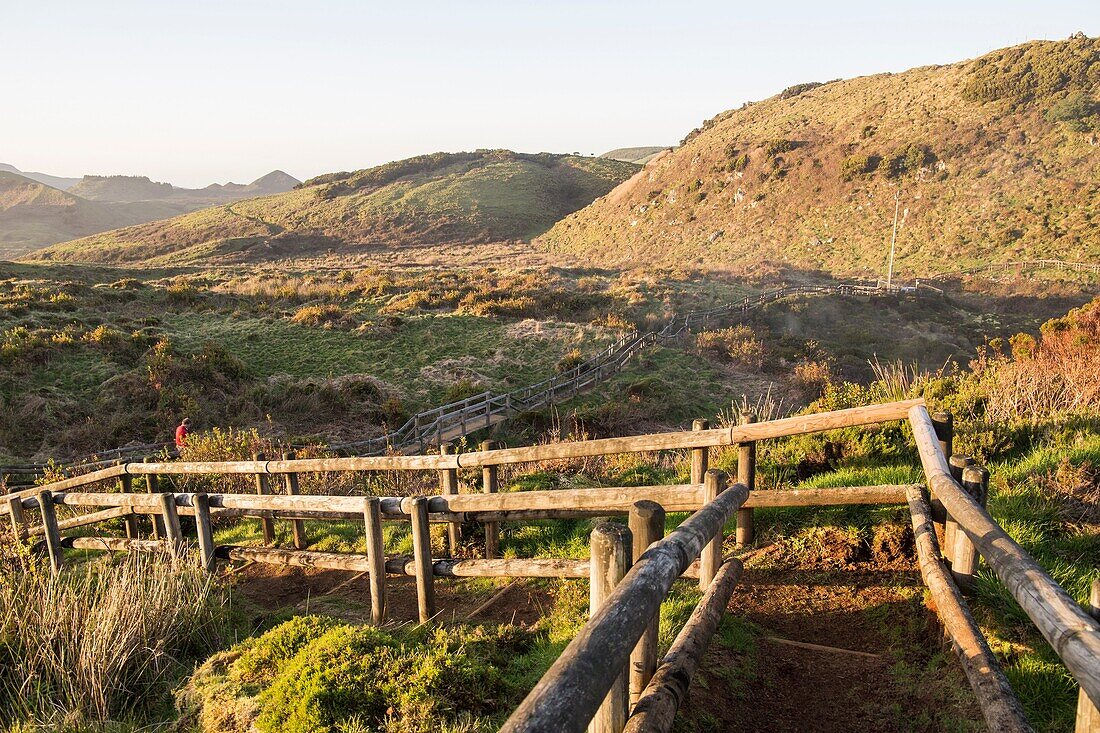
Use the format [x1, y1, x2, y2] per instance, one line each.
[3, 1, 1098, 187]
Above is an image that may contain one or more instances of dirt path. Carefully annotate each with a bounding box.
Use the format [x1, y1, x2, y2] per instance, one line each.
[682, 567, 983, 732]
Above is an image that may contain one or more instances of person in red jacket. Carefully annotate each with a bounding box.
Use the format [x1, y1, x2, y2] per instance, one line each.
[175, 418, 191, 449]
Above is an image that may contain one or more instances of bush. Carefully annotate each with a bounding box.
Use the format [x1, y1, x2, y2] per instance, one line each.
[183, 619, 534, 733]
[762, 139, 795, 157]
[290, 304, 346, 327]
[1045, 91, 1098, 131]
[695, 326, 765, 369]
[840, 154, 881, 180]
[962, 35, 1099, 106]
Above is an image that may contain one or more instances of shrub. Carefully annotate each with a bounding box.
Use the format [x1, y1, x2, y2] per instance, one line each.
[762, 139, 795, 157]
[695, 326, 765, 369]
[778, 82, 823, 99]
[290, 304, 346, 327]
[840, 154, 881, 180]
[183, 619, 533, 733]
[962, 35, 1099, 106]
[1045, 91, 1098, 131]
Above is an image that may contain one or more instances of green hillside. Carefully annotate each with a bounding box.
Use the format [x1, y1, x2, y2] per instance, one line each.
[543, 36, 1100, 278]
[29, 151, 638, 266]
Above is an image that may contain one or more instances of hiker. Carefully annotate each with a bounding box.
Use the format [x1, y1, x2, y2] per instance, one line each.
[175, 418, 191, 449]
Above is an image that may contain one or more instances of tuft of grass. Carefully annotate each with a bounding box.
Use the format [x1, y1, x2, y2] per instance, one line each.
[0, 551, 232, 730]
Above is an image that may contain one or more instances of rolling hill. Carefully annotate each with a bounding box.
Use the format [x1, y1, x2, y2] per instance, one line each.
[68, 170, 300, 204]
[600, 147, 668, 165]
[542, 35, 1100, 278]
[0, 163, 81, 191]
[28, 151, 638, 265]
[0, 171, 186, 260]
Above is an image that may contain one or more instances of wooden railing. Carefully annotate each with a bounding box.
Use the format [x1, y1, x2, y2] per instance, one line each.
[6, 399, 1098, 732]
[929, 258, 1100, 281]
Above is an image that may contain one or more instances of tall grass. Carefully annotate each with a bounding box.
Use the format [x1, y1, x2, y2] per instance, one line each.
[0, 551, 230, 730]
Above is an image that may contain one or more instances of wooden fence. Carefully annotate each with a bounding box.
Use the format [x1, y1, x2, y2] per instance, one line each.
[3, 399, 1098, 732]
[929, 258, 1100, 281]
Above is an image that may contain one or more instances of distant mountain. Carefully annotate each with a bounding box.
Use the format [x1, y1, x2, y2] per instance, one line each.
[28, 151, 638, 265]
[545, 36, 1100, 277]
[0, 163, 81, 191]
[600, 147, 669, 165]
[0, 167, 301, 258]
[68, 170, 301, 203]
[0, 171, 184, 260]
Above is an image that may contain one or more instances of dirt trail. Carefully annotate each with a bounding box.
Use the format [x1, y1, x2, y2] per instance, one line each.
[685, 567, 983, 732]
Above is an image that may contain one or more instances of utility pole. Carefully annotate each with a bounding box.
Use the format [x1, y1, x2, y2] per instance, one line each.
[886, 189, 901, 289]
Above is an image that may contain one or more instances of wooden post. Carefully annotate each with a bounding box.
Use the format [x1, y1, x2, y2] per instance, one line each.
[628, 500, 665, 708]
[7, 495, 27, 541]
[38, 491, 63, 574]
[690, 419, 709, 485]
[253, 452, 275, 546]
[405, 496, 436, 624]
[1078, 578, 1100, 733]
[481, 440, 500, 559]
[159, 492, 184, 556]
[146, 457, 165, 539]
[589, 522, 632, 733]
[119, 472, 140, 539]
[192, 493, 216, 573]
[945, 455, 974, 565]
[364, 497, 387, 625]
[930, 411, 953, 537]
[439, 443, 462, 553]
[625, 559, 745, 733]
[699, 470, 727, 590]
[281, 452, 307, 549]
[952, 465, 989, 593]
[736, 412, 757, 546]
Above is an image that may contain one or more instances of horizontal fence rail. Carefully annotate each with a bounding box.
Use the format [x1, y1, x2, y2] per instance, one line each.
[909, 404, 1100, 707]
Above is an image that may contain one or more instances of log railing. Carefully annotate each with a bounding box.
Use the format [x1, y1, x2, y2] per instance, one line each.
[5, 398, 1099, 732]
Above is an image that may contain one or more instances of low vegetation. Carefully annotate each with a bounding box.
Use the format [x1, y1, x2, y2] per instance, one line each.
[0, 551, 232, 731]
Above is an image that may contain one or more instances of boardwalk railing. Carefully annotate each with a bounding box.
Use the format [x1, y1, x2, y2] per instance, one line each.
[5, 398, 1098, 731]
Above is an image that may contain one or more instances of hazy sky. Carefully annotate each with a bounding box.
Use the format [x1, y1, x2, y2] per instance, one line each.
[3, 1, 1098, 187]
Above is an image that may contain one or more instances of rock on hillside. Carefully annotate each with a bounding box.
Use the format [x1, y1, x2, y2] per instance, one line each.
[543, 36, 1100, 278]
[28, 150, 638, 265]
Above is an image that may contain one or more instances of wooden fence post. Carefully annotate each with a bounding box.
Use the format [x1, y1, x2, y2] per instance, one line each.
[439, 443, 462, 553]
[7, 495, 27, 541]
[281, 452, 307, 550]
[699, 470, 727, 590]
[192, 493, 216, 573]
[37, 491, 63, 574]
[481, 441, 500, 559]
[930, 411, 953, 538]
[1077, 578, 1100, 733]
[120, 472, 140, 539]
[589, 522, 632, 733]
[253, 452, 275, 546]
[364, 496, 387, 625]
[405, 496, 436, 624]
[690, 419, 709, 485]
[952, 465, 989, 592]
[146, 457, 165, 539]
[945, 455, 974, 565]
[628, 500, 665, 708]
[736, 412, 757, 546]
[159, 492, 184, 556]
